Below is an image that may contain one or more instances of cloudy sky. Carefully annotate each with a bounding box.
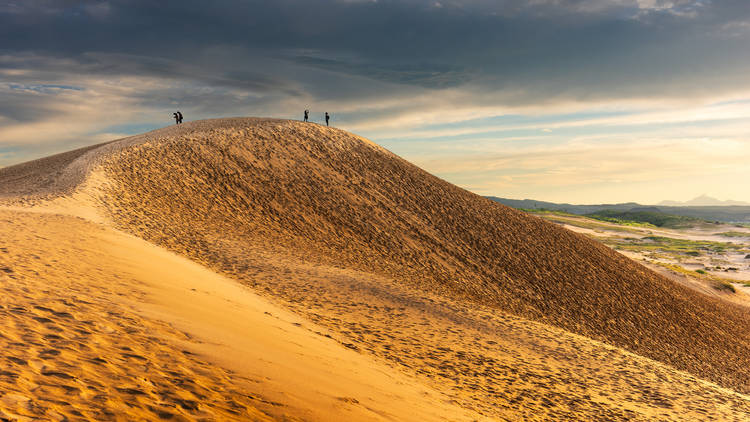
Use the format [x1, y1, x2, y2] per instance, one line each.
[2, 0, 749, 204]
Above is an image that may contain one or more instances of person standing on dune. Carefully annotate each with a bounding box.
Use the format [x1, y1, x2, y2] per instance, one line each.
[325, 112, 330, 126]
[177, 111, 183, 124]
[173, 112, 179, 125]
[304, 109, 309, 122]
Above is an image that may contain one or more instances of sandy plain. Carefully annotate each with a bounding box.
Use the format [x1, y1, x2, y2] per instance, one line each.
[539, 212, 750, 308]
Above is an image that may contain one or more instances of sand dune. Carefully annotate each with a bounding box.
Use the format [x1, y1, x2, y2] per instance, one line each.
[1, 117, 750, 420]
[93, 119, 750, 391]
[0, 210, 274, 420]
[0, 209, 482, 421]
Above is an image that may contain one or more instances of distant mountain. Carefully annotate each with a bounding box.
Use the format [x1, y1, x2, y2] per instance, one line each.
[485, 197, 641, 215]
[487, 196, 750, 223]
[659, 194, 750, 207]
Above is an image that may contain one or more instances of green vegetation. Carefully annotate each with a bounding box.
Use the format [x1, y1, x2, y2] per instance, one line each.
[655, 263, 738, 293]
[717, 231, 750, 238]
[584, 210, 705, 229]
[528, 211, 645, 234]
[519, 208, 578, 217]
[613, 235, 746, 256]
[713, 280, 736, 293]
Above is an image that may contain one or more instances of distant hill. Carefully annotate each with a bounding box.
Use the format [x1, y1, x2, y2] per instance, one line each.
[585, 210, 704, 229]
[659, 194, 750, 207]
[486, 198, 642, 215]
[488, 197, 750, 224]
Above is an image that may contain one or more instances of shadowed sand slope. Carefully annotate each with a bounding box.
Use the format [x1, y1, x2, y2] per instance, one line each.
[1, 117, 750, 420]
[0, 143, 105, 199]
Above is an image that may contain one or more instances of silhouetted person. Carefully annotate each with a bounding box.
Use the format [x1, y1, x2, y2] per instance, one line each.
[304, 109, 309, 122]
[325, 112, 330, 126]
[177, 111, 183, 124]
[173, 112, 179, 125]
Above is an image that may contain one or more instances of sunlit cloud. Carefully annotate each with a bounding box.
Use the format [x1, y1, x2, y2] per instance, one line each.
[1, 0, 750, 203]
[408, 129, 749, 204]
[366, 99, 750, 140]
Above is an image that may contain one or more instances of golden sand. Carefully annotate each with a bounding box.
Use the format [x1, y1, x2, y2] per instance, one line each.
[1, 118, 749, 420]
[0, 210, 482, 421]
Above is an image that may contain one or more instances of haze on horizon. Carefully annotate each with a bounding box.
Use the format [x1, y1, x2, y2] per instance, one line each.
[1, 0, 749, 204]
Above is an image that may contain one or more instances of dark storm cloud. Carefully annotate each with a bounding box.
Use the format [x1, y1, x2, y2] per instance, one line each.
[3, 0, 750, 97]
[2, 0, 750, 154]
[292, 55, 471, 88]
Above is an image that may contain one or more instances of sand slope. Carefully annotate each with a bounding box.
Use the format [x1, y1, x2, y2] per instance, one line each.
[0, 210, 272, 420]
[1, 117, 750, 420]
[80, 118, 750, 393]
[0, 209, 483, 421]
